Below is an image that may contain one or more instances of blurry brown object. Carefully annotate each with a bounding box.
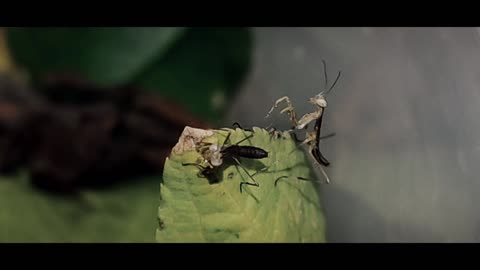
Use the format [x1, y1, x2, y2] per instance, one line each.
[0, 73, 211, 194]
[0, 27, 13, 73]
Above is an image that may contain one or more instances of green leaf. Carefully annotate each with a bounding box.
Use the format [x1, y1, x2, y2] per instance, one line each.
[135, 27, 253, 123]
[0, 172, 160, 242]
[6, 27, 186, 86]
[156, 127, 326, 243]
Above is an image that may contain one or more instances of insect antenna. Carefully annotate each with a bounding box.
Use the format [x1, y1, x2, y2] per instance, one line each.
[320, 59, 342, 96]
[325, 70, 341, 95]
[322, 59, 328, 91]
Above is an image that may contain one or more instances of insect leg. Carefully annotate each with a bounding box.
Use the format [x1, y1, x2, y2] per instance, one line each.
[232, 122, 253, 132]
[232, 156, 259, 193]
[265, 96, 300, 128]
[291, 132, 336, 143]
[319, 132, 336, 140]
[308, 150, 331, 183]
[215, 129, 254, 146]
[296, 111, 322, 130]
[312, 147, 330, 167]
[274, 175, 326, 187]
[274, 176, 289, 187]
[286, 131, 316, 156]
[231, 133, 254, 146]
[267, 126, 285, 140]
[265, 96, 290, 118]
[182, 162, 208, 178]
[251, 165, 269, 177]
[182, 162, 205, 170]
[222, 131, 232, 145]
[240, 181, 260, 193]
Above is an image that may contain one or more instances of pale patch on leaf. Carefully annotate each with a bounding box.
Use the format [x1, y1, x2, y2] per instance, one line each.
[171, 126, 214, 155]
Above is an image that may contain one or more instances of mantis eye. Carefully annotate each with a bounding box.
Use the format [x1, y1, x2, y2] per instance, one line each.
[314, 95, 327, 107]
[317, 98, 327, 107]
[309, 95, 327, 107]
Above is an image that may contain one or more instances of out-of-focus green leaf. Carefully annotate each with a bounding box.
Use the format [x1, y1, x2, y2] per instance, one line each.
[156, 127, 326, 243]
[135, 27, 253, 123]
[0, 172, 160, 242]
[6, 27, 186, 86]
[6, 27, 253, 123]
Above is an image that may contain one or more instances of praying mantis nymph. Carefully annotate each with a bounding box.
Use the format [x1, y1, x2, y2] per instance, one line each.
[265, 60, 341, 183]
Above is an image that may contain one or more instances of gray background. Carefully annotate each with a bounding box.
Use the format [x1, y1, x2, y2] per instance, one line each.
[226, 27, 480, 242]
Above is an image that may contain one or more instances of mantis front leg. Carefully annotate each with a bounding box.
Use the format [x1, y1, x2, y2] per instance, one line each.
[295, 108, 323, 130]
[265, 96, 300, 129]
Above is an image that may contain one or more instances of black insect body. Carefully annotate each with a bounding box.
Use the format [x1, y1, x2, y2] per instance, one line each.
[221, 144, 268, 160]
[311, 110, 330, 167]
[220, 132, 270, 192]
[183, 130, 269, 193]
